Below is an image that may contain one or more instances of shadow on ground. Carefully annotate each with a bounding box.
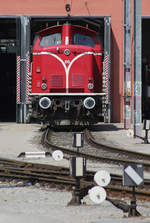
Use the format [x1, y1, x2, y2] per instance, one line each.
[51, 123, 123, 132]
[89, 123, 123, 132]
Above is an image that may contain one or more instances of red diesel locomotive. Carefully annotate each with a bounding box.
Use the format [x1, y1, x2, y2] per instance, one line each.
[31, 24, 104, 125]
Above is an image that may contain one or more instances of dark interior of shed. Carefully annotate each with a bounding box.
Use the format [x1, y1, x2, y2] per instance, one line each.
[30, 17, 104, 47]
[0, 19, 16, 121]
[142, 19, 150, 119]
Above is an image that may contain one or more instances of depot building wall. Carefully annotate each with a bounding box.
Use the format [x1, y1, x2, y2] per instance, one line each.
[142, 0, 150, 15]
[0, 0, 124, 122]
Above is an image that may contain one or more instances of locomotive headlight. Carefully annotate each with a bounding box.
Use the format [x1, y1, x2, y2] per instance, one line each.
[39, 97, 51, 109]
[83, 97, 95, 110]
[88, 83, 94, 89]
[41, 83, 47, 90]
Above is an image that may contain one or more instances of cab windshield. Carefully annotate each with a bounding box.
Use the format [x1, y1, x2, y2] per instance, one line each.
[40, 33, 62, 47]
[73, 33, 95, 47]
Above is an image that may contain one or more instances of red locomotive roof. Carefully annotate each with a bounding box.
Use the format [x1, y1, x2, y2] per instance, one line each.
[38, 24, 97, 38]
[38, 25, 62, 37]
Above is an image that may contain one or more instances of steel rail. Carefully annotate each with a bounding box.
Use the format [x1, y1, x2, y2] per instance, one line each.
[43, 128, 150, 168]
[85, 129, 150, 161]
[0, 158, 150, 200]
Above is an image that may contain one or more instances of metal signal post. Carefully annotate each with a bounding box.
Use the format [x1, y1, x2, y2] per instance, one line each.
[69, 133, 86, 205]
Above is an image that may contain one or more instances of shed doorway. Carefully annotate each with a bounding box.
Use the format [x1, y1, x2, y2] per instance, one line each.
[0, 18, 17, 122]
[0, 54, 16, 121]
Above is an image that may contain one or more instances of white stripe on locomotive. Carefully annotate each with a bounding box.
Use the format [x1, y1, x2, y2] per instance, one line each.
[33, 52, 102, 92]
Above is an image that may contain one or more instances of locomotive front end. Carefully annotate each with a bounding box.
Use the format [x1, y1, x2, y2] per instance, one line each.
[31, 24, 103, 126]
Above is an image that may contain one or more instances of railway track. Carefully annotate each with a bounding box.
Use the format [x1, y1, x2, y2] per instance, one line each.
[0, 157, 150, 201]
[0, 127, 150, 203]
[38, 127, 150, 201]
[42, 128, 150, 169]
[85, 129, 150, 162]
[0, 158, 87, 189]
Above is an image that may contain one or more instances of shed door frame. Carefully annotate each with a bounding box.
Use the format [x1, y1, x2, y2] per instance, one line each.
[104, 16, 111, 122]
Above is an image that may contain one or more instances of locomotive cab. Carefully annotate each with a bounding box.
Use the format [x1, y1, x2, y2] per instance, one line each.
[31, 24, 104, 126]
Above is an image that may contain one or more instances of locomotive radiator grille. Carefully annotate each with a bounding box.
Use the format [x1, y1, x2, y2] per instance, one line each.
[72, 74, 84, 87]
[50, 75, 63, 87]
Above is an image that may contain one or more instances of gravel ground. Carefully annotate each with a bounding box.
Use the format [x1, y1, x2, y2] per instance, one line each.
[0, 185, 150, 223]
[0, 123, 150, 223]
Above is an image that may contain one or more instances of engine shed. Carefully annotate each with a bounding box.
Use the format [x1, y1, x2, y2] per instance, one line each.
[0, 0, 149, 134]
